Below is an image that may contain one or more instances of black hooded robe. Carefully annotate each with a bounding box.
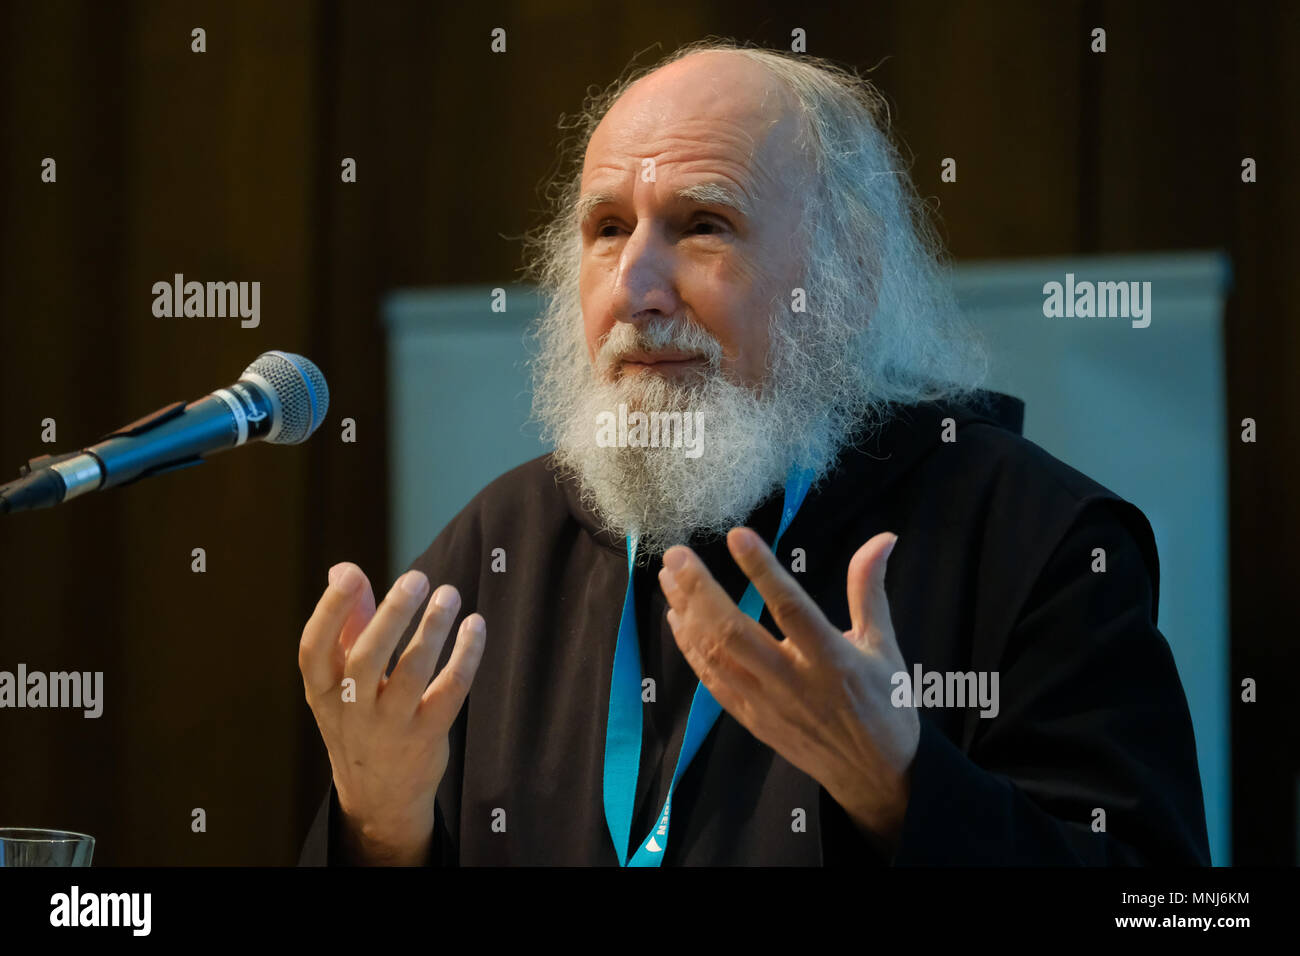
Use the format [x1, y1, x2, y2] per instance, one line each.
[298, 392, 1211, 866]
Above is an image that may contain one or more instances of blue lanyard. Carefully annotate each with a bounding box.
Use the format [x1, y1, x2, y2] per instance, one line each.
[602, 465, 815, 866]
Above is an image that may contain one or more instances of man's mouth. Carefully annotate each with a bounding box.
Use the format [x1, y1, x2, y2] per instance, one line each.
[618, 350, 706, 374]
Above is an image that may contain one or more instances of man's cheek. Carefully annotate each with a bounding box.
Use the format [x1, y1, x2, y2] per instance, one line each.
[581, 312, 606, 362]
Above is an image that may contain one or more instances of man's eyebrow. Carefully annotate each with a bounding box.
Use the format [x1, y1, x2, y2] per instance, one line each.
[672, 182, 753, 219]
[574, 191, 616, 226]
[573, 183, 754, 225]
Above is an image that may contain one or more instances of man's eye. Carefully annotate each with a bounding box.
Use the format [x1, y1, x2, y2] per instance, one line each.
[688, 217, 728, 236]
[590, 217, 728, 240]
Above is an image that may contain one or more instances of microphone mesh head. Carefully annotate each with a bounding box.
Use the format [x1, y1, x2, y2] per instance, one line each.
[242, 351, 329, 444]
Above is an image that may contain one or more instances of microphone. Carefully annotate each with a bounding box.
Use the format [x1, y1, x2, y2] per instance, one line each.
[0, 350, 328, 515]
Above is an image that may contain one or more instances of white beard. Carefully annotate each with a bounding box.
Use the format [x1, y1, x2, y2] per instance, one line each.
[544, 307, 855, 560]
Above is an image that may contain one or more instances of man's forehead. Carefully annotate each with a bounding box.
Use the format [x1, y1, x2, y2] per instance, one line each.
[579, 53, 805, 200]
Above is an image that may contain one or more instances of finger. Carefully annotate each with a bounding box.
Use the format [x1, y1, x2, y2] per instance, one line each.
[421, 613, 487, 729]
[345, 570, 431, 693]
[724, 527, 834, 658]
[659, 545, 790, 683]
[667, 605, 769, 734]
[335, 563, 377, 660]
[299, 563, 369, 697]
[384, 584, 461, 707]
[664, 605, 768, 707]
[846, 532, 898, 650]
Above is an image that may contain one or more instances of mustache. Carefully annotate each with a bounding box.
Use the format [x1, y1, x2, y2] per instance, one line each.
[593, 319, 725, 378]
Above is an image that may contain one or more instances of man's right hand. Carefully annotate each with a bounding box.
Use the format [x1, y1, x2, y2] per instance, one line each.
[298, 562, 486, 865]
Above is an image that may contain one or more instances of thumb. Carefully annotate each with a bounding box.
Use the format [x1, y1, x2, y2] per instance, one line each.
[846, 532, 898, 649]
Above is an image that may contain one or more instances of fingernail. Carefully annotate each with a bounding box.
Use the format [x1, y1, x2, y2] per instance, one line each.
[663, 548, 688, 572]
[885, 535, 899, 559]
[335, 566, 362, 595]
[434, 585, 459, 609]
[659, 567, 677, 592]
[400, 570, 428, 596]
[328, 564, 340, 587]
[467, 614, 485, 636]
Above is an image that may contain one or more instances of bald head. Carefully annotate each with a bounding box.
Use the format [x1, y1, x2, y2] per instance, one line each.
[591, 50, 809, 193]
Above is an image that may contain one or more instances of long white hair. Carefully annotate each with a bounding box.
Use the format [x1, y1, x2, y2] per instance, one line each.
[522, 40, 991, 555]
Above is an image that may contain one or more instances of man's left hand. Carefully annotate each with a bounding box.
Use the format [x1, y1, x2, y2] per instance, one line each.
[657, 527, 919, 853]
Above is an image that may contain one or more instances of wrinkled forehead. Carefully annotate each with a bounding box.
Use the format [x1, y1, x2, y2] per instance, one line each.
[581, 54, 811, 202]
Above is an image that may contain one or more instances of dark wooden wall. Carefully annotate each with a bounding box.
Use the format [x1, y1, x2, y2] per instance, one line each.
[0, 0, 1293, 864]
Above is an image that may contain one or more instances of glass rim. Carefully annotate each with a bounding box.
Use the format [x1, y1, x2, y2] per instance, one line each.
[0, 827, 94, 843]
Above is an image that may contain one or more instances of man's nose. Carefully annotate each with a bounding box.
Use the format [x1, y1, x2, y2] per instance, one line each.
[611, 222, 680, 327]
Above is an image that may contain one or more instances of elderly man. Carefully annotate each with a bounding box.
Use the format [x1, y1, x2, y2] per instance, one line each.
[297, 42, 1210, 866]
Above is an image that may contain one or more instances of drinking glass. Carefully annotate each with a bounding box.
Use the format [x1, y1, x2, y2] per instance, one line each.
[0, 828, 95, 866]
